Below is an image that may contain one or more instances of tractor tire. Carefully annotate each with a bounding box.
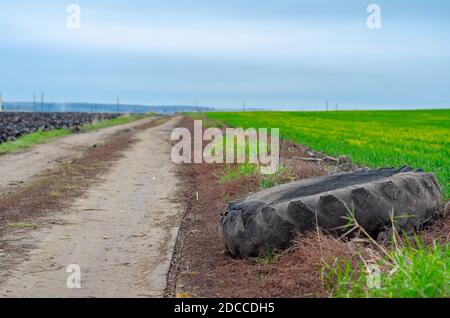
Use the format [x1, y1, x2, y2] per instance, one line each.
[219, 167, 443, 257]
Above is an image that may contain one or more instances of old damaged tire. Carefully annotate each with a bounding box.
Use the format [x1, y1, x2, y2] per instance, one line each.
[219, 167, 443, 257]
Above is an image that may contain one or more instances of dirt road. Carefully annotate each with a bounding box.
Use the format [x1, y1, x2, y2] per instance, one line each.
[0, 117, 183, 297]
[0, 116, 156, 195]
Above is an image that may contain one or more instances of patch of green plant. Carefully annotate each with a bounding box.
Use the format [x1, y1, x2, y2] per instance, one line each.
[80, 113, 152, 132]
[219, 163, 259, 183]
[324, 209, 449, 298]
[7, 222, 39, 230]
[50, 191, 62, 198]
[0, 129, 71, 154]
[324, 239, 449, 298]
[255, 246, 279, 266]
[218, 162, 292, 187]
[259, 165, 291, 189]
[260, 177, 277, 189]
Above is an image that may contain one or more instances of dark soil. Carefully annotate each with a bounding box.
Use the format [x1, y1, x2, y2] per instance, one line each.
[0, 112, 121, 143]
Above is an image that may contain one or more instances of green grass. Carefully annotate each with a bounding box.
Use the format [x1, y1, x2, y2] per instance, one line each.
[324, 239, 449, 298]
[324, 209, 449, 298]
[80, 114, 151, 132]
[205, 110, 450, 200]
[7, 222, 39, 230]
[255, 247, 279, 266]
[218, 163, 292, 186]
[0, 129, 71, 154]
[260, 165, 292, 189]
[0, 114, 152, 155]
[219, 163, 258, 183]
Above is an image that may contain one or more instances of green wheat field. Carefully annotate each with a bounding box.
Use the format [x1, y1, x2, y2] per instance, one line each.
[206, 109, 450, 200]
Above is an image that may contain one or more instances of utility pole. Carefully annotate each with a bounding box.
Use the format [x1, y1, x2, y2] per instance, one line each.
[335, 103, 338, 111]
[326, 100, 329, 111]
[243, 100, 246, 112]
[41, 92, 44, 112]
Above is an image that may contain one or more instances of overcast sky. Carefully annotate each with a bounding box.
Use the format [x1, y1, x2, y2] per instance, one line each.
[1, 0, 449, 109]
